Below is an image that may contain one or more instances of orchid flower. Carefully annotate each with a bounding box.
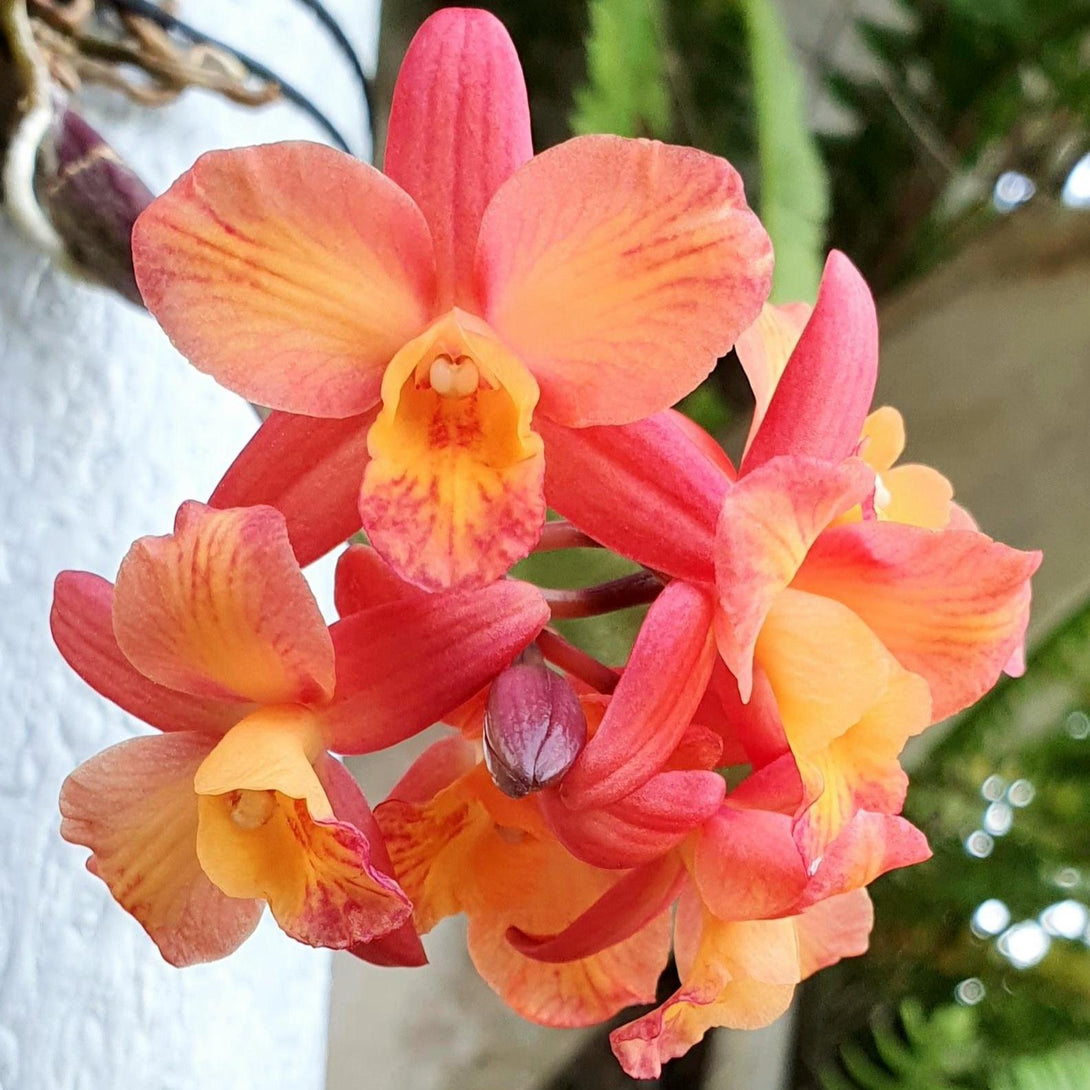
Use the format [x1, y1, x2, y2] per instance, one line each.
[542, 250, 1040, 867]
[131, 7, 772, 591]
[53, 502, 547, 965]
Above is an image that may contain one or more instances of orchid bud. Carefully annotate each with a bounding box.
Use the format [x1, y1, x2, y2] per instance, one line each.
[35, 109, 154, 305]
[483, 647, 587, 799]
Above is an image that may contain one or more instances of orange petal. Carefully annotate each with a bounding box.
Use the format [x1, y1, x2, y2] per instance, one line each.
[714, 456, 875, 700]
[796, 890, 874, 979]
[858, 406, 906, 472]
[133, 142, 435, 417]
[194, 707, 410, 948]
[880, 464, 954, 529]
[756, 588, 893, 757]
[360, 310, 545, 590]
[735, 301, 812, 454]
[60, 732, 262, 966]
[611, 889, 798, 1078]
[478, 135, 772, 426]
[113, 503, 334, 705]
[51, 571, 247, 734]
[793, 522, 1041, 719]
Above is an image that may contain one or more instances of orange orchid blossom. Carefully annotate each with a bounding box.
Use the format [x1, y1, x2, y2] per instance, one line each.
[354, 553, 927, 1075]
[53, 502, 547, 965]
[541, 250, 1040, 869]
[131, 7, 772, 591]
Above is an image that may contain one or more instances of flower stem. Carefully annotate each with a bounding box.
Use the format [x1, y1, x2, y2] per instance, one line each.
[542, 570, 663, 620]
[536, 629, 620, 694]
[533, 520, 601, 552]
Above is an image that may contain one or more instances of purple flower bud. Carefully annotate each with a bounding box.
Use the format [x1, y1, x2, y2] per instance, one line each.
[483, 647, 587, 799]
[35, 109, 154, 305]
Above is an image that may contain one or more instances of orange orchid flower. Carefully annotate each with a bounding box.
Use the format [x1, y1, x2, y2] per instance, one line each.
[53, 503, 547, 965]
[132, 7, 772, 591]
[540, 251, 1039, 870]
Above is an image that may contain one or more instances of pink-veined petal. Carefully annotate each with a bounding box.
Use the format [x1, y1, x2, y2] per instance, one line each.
[479, 135, 772, 426]
[561, 581, 717, 809]
[210, 410, 373, 567]
[507, 853, 685, 962]
[714, 456, 875, 700]
[322, 581, 549, 754]
[51, 571, 247, 734]
[316, 754, 426, 967]
[385, 8, 531, 310]
[60, 731, 262, 966]
[793, 522, 1042, 720]
[742, 252, 878, 473]
[541, 770, 725, 870]
[113, 503, 334, 706]
[540, 413, 727, 584]
[133, 143, 436, 416]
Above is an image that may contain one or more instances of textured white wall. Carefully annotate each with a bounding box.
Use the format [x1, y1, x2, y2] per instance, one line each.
[0, 2, 378, 1087]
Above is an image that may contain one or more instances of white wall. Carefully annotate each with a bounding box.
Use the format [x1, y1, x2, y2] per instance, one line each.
[0, 3, 378, 1087]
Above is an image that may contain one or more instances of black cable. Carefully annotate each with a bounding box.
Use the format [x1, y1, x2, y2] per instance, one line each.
[101, 0, 353, 153]
[291, 0, 375, 151]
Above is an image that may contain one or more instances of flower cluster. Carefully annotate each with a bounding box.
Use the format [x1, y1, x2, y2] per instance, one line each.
[53, 7, 1040, 1078]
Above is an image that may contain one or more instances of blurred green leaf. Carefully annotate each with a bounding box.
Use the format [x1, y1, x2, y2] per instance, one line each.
[571, 0, 671, 137]
[740, 0, 829, 302]
[990, 1042, 1090, 1090]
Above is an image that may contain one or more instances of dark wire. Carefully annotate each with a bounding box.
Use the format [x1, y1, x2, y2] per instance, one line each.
[291, 0, 376, 151]
[102, 0, 353, 154]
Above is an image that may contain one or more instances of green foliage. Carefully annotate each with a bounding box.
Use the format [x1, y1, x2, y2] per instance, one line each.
[991, 1043, 1090, 1090]
[571, 0, 671, 138]
[739, 0, 829, 302]
[819, 1001, 979, 1090]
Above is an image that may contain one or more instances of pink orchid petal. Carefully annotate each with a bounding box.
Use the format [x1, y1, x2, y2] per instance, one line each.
[666, 409, 738, 479]
[693, 806, 809, 921]
[385, 8, 531, 310]
[133, 143, 436, 416]
[51, 571, 247, 734]
[735, 301, 813, 456]
[561, 581, 717, 809]
[60, 731, 262, 966]
[506, 853, 685, 962]
[322, 581, 548, 754]
[742, 252, 878, 473]
[479, 135, 772, 426]
[114, 503, 335, 706]
[316, 754, 426, 967]
[334, 543, 429, 618]
[210, 410, 373, 568]
[541, 770, 725, 869]
[540, 412, 727, 583]
[793, 522, 1042, 719]
[714, 455, 875, 700]
[387, 735, 481, 805]
[798, 812, 931, 908]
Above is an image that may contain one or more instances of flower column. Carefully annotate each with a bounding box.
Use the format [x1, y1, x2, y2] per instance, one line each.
[0, 2, 378, 1087]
